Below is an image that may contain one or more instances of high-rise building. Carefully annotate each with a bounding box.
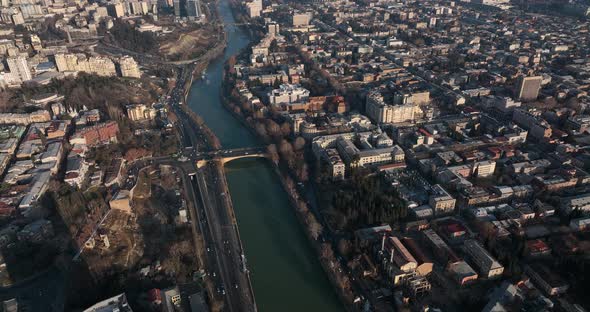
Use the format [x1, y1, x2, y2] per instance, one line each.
[130, 1, 143, 15]
[108, 3, 125, 18]
[7, 56, 31, 82]
[245, 0, 262, 18]
[366, 88, 419, 124]
[0, 8, 25, 25]
[517, 75, 542, 101]
[268, 23, 279, 36]
[185, 0, 200, 18]
[158, 0, 173, 8]
[173, 0, 182, 16]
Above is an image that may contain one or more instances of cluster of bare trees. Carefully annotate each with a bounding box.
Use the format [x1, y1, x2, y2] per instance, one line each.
[21, 73, 156, 118]
[0, 89, 19, 113]
[282, 172, 355, 304]
[108, 20, 158, 54]
[183, 107, 222, 150]
[266, 137, 308, 181]
[223, 75, 310, 181]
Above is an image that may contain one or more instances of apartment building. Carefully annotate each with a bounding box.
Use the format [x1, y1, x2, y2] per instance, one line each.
[126, 104, 156, 121]
[463, 239, 504, 279]
[6, 56, 31, 83]
[429, 184, 456, 215]
[366, 88, 419, 124]
[267, 84, 310, 106]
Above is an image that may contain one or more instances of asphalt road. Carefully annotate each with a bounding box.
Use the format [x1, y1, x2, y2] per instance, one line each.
[192, 165, 255, 312]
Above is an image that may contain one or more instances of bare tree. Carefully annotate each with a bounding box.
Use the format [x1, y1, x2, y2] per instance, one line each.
[293, 136, 306, 151]
[306, 212, 323, 240]
[280, 122, 291, 137]
[255, 123, 268, 138]
[266, 120, 281, 139]
[279, 139, 294, 163]
[320, 243, 334, 259]
[266, 144, 279, 165]
[337, 238, 352, 257]
[297, 162, 309, 182]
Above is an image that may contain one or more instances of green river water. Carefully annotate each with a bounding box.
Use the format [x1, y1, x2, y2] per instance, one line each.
[186, 0, 343, 311]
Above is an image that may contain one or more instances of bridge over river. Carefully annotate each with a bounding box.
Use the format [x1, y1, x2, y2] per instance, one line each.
[193, 146, 270, 166]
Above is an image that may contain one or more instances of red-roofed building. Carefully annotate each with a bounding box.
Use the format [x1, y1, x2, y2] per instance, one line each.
[378, 162, 407, 172]
[147, 288, 162, 304]
[0, 202, 15, 217]
[443, 223, 467, 238]
[437, 218, 468, 240]
[526, 239, 551, 257]
[418, 128, 432, 137]
[71, 121, 119, 146]
[487, 147, 502, 159]
[462, 106, 480, 115]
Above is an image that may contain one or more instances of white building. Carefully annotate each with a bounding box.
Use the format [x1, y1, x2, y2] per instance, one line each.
[267, 84, 310, 106]
[83, 293, 133, 312]
[366, 88, 420, 124]
[245, 0, 262, 18]
[6, 56, 31, 83]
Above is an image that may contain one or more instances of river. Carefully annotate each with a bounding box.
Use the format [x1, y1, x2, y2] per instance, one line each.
[186, 0, 343, 311]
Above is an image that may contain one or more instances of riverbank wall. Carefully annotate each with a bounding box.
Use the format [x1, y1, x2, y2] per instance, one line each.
[212, 161, 258, 311]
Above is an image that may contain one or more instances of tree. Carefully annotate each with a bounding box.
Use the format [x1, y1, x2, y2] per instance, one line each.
[255, 123, 268, 138]
[280, 122, 291, 137]
[227, 56, 237, 74]
[267, 144, 279, 165]
[266, 120, 281, 139]
[320, 243, 334, 260]
[279, 139, 294, 163]
[337, 238, 352, 257]
[306, 212, 323, 240]
[335, 270, 351, 292]
[296, 199, 309, 214]
[253, 110, 264, 119]
[448, 53, 466, 70]
[293, 136, 305, 151]
[296, 161, 309, 182]
[413, 37, 425, 46]
[109, 20, 157, 54]
[194, 115, 205, 127]
[351, 154, 361, 168]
